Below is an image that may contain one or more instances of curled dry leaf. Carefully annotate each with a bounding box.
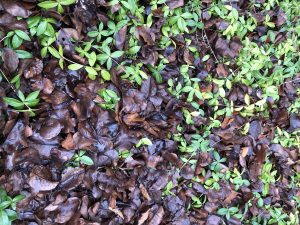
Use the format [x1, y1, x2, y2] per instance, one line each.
[2, 48, 19, 73]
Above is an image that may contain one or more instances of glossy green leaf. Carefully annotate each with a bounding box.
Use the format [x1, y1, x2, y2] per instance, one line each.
[38, 1, 58, 9]
[0, 210, 9, 225]
[14, 30, 30, 41]
[3, 97, 24, 109]
[111, 51, 124, 58]
[15, 50, 33, 59]
[68, 63, 83, 70]
[101, 70, 111, 81]
[80, 155, 94, 166]
[48, 47, 60, 59]
[25, 91, 40, 102]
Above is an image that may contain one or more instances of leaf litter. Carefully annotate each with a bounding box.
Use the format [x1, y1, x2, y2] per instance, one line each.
[0, 0, 299, 225]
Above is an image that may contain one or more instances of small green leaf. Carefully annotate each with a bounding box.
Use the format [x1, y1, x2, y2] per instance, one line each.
[127, 46, 140, 55]
[12, 195, 25, 203]
[38, 1, 58, 9]
[3, 97, 24, 109]
[15, 50, 32, 59]
[60, 0, 76, 5]
[0, 210, 9, 225]
[25, 91, 40, 102]
[80, 155, 94, 165]
[202, 55, 210, 61]
[48, 47, 61, 59]
[37, 21, 48, 36]
[68, 63, 83, 70]
[14, 30, 30, 41]
[25, 99, 39, 107]
[136, 138, 153, 147]
[111, 51, 124, 58]
[87, 31, 99, 38]
[88, 52, 97, 67]
[0, 201, 10, 211]
[106, 58, 112, 70]
[5, 209, 17, 222]
[41, 47, 48, 58]
[101, 70, 111, 81]
[85, 66, 98, 76]
[17, 91, 25, 102]
[12, 35, 22, 49]
[97, 54, 109, 62]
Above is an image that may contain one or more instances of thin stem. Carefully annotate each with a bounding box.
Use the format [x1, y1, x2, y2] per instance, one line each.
[0, 35, 8, 44]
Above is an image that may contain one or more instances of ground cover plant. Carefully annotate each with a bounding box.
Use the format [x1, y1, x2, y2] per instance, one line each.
[0, 0, 299, 224]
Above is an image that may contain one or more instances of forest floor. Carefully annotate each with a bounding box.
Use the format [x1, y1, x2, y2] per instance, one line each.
[0, 0, 300, 224]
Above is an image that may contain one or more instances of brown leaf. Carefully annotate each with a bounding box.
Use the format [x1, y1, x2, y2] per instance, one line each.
[39, 119, 62, 140]
[148, 206, 164, 225]
[115, 25, 127, 50]
[61, 133, 75, 150]
[1, 0, 31, 18]
[166, 0, 184, 9]
[138, 209, 150, 225]
[136, 26, 155, 45]
[2, 48, 19, 73]
[28, 173, 59, 193]
[109, 207, 124, 220]
[24, 58, 43, 79]
[140, 184, 151, 201]
[216, 63, 228, 77]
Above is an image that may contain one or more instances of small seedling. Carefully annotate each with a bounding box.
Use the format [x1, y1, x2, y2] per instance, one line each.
[0, 188, 25, 225]
[70, 150, 94, 167]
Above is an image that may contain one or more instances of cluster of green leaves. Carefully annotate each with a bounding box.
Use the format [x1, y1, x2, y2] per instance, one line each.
[0, 188, 25, 225]
[38, 0, 76, 13]
[3, 89, 40, 116]
[273, 127, 300, 148]
[259, 162, 277, 196]
[97, 89, 120, 110]
[4, 30, 30, 49]
[210, 4, 257, 39]
[69, 150, 94, 167]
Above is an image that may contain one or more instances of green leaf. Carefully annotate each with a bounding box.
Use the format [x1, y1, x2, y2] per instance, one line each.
[96, 54, 109, 62]
[101, 70, 111, 81]
[88, 52, 97, 67]
[48, 47, 61, 59]
[111, 51, 124, 58]
[17, 91, 25, 102]
[60, 0, 76, 5]
[12, 195, 25, 203]
[136, 138, 153, 147]
[25, 91, 40, 102]
[68, 63, 83, 70]
[85, 66, 98, 76]
[25, 99, 39, 107]
[127, 46, 140, 55]
[5, 209, 17, 222]
[15, 50, 32, 59]
[80, 155, 94, 165]
[0, 202, 11, 211]
[202, 55, 210, 61]
[87, 31, 99, 38]
[41, 47, 48, 58]
[37, 21, 48, 36]
[38, 1, 58, 9]
[177, 17, 186, 32]
[12, 35, 22, 49]
[0, 210, 9, 225]
[106, 58, 112, 70]
[14, 30, 30, 41]
[3, 97, 24, 109]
